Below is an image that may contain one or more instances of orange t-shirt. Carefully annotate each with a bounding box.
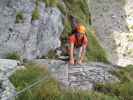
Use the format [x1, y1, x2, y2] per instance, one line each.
[68, 34, 88, 48]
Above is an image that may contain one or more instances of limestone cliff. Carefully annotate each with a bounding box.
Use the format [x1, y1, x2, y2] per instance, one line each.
[0, 0, 64, 60]
[89, 0, 133, 66]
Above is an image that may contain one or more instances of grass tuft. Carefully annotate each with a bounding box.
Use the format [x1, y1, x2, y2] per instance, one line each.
[42, 0, 59, 7]
[31, 7, 40, 21]
[5, 52, 21, 60]
[15, 12, 24, 23]
[94, 65, 133, 100]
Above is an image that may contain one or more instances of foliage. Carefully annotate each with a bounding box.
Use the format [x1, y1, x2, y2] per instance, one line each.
[42, 0, 59, 7]
[57, 2, 67, 15]
[5, 52, 21, 60]
[31, 7, 40, 21]
[94, 65, 133, 100]
[86, 31, 108, 63]
[60, 16, 72, 46]
[10, 62, 48, 91]
[15, 12, 24, 23]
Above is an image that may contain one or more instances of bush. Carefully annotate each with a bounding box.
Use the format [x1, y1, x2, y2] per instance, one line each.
[94, 65, 133, 100]
[57, 2, 67, 15]
[86, 31, 108, 63]
[43, 0, 59, 7]
[35, 0, 40, 6]
[31, 7, 40, 21]
[5, 52, 21, 60]
[60, 16, 72, 46]
[95, 81, 133, 100]
[15, 12, 24, 23]
[10, 63, 48, 91]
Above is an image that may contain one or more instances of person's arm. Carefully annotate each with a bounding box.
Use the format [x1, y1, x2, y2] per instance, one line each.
[69, 43, 75, 64]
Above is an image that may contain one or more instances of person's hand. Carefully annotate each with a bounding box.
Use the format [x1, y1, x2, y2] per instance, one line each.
[69, 59, 74, 65]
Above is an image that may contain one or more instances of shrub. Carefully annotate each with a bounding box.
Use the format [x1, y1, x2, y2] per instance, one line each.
[31, 7, 40, 21]
[10, 63, 48, 91]
[60, 16, 72, 46]
[43, 0, 59, 7]
[94, 65, 133, 100]
[85, 31, 108, 63]
[35, 0, 40, 6]
[15, 12, 24, 23]
[57, 2, 67, 15]
[5, 52, 21, 60]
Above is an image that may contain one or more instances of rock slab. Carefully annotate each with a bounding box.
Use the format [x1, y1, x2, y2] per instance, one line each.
[34, 59, 119, 90]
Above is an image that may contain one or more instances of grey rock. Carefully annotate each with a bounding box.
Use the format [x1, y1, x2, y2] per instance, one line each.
[34, 59, 119, 91]
[0, 0, 64, 60]
[0, 59, 20, 100]
[88, 0, 133, 66]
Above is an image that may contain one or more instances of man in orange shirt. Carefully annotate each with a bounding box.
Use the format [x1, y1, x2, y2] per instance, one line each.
[68, 24, 88, 65]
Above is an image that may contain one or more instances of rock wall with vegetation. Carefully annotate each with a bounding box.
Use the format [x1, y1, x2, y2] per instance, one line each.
[0, 0, 108, 63]
[0, 0, 64, 60]
[0, 0, 132, 66]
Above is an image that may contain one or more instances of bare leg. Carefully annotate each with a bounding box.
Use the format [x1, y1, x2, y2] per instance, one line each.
[78, 45, 86, 64]
[69, 43, 75, 64]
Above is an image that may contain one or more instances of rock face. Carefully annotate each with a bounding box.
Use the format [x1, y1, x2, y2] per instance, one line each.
[34, 59, 119, 90]
[0, 0, 64, 60]
[0, 59, 20, 100]
[88, 0, 133, 66]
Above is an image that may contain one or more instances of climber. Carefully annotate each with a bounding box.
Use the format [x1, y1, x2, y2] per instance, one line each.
[68, 24, 88, 65]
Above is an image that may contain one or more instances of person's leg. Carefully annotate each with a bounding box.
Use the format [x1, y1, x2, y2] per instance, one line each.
[74, 47, 79, 64]
[68, 43, 75, 64]
[77, 46, 86, 64]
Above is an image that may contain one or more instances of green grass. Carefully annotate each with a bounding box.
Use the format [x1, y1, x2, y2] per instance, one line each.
[42, 0, 59, 7]
[5, 52, 21, 60]
[15, 12, 24, 23]
[94, 65, 133, 100]
[10, 63, 48, 91]
[60, 16, 73, 46]
[31, 7, 40, 21]
[57, 2, 67, 15]
[86, 31, 108, 63]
